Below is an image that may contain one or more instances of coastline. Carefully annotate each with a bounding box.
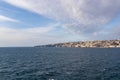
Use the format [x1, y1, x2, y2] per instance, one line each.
[35, 40, 120, 48]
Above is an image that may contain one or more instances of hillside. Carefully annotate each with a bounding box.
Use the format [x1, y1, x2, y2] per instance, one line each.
[35, 40, 120, 48]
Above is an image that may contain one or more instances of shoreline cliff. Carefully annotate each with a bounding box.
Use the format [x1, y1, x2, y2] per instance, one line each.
[35, 40, 120, 48]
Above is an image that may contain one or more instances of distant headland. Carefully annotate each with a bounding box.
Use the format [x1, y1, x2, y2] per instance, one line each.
[35, 40, 120, 48]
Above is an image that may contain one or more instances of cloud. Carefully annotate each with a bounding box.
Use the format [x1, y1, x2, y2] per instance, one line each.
[0, 15, 19, 22]
[2, 0, 120, 43]
[4, 0, 120, 35]
[0, 24, 79, 46]
[103, 25, 120, 39]
[0, 26, 53, 46]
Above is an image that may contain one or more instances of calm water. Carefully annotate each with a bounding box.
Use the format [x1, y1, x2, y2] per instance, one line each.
[0, 48, 120, 80]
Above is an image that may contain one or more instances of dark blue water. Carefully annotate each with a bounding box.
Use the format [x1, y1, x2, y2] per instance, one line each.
[0, 48, 120, 80]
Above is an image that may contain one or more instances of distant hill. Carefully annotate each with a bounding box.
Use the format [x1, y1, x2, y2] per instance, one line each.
[35, 40, 120, 48]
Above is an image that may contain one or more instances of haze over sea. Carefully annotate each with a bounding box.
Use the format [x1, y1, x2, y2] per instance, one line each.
[0, 47, 120, 80]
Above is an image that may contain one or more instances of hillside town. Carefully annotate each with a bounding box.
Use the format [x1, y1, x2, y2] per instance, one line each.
[36, 40, 120, 48]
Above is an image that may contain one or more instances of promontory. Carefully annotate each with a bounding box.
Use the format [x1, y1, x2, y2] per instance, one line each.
[35, 40, 120, 48]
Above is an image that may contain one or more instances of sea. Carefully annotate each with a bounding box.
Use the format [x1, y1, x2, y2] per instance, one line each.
[0, 47, 120, 80]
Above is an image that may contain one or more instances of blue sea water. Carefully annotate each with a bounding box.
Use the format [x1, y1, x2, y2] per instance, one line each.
[0, 47, 120, 80]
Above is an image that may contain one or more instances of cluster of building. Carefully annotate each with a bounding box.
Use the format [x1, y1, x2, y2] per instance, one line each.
[37, 40, 120, 48]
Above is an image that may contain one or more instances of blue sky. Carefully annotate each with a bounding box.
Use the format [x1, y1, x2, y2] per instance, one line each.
[0, 0, 120, 46]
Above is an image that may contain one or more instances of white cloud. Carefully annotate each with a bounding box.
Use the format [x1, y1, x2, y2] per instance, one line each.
[4, 0, 120, 36]
[1, 0, 120, 46]
[0, 26, 52, 46]
[0, 24, 80, 46]
[0, 15, 19, 22]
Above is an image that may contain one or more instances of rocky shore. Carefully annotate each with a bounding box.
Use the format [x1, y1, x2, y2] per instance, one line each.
[35, 40, 120, 48]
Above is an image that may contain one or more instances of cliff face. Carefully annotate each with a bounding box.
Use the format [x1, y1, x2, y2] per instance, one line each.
[36, 40, 120, 48]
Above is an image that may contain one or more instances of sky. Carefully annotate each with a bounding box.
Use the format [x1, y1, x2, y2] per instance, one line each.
[0, 0, 120, 47]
